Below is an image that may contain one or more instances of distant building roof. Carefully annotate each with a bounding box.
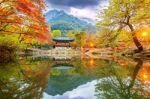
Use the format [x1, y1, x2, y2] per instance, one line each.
[53, 37, 74, 43]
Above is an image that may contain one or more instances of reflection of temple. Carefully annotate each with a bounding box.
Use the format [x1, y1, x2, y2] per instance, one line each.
[50, 60, 75, 76]
[52, 63, 74, 74]
[44, 61, 95, 96]
[53, 37, 74, 48]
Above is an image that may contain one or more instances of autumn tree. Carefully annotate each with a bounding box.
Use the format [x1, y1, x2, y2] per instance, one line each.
[0, 0, 50, 61]
[96, 29, 132, 48]
[75, 32, 87, 47]
[66, 31, 75, 38]
[0, 0, 50, 43]
[97, 0, 150, 52]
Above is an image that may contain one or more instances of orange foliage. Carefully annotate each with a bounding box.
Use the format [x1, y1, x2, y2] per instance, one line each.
[35, 33, 49, 42]
[16, 0, 45, 22]
[0, 0, 50, 43]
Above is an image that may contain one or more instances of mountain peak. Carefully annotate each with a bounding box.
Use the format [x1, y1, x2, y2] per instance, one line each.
[45, 10, 96, 34]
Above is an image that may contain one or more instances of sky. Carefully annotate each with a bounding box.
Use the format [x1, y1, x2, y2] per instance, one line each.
[45, 0, 108, 22]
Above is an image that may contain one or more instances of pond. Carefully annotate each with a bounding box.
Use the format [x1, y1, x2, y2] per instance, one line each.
[0, 56, 150, 99]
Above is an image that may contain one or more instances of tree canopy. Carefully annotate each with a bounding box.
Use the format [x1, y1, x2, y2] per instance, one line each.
[97, 0, 150, 52]
[52, 30, 62, 37]
[0, 0, 50, 44]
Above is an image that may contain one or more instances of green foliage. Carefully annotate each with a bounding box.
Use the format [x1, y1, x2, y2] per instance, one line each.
[0, 35, 26, 49]
[95, 60, 145, 99]
[74, 32, 87, 47]
[98, 0, 150, 26]
[96, 29, 133, 47]
[51, 69, 61, 76]
[66, 31, 75, 38]
[0, 58, 50, 98]
[96, 29, 115, 47]
[0, 35, 27, 62]
[97, 0, 150, 49]
[114, 30, 132, 45]
[52, 30, 62, 37]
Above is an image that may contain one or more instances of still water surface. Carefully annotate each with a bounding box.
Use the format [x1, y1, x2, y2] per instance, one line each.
[0, 56, 150, 99]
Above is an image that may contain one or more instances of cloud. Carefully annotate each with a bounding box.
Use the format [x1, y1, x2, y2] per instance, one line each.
[46, 0, 101, 8]
[69, 7, 96, 21]
[45, 0, 108, 22]
[43, 80, 97, 99]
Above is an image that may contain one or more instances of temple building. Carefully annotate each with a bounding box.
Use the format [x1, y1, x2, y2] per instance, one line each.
[53, 37, 74, 48]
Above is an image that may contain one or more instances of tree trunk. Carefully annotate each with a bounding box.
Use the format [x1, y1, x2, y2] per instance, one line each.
[128, 24, 143, 53]
[133, 36, 143, 53]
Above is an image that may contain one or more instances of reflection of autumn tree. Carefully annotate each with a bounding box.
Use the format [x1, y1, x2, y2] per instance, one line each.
[127, 59, 143, 89]
[95, 59, 150, 99]
[0, 59, 51, 99]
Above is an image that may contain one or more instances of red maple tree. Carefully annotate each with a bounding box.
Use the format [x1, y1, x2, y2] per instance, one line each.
[0, 0, 50, 43]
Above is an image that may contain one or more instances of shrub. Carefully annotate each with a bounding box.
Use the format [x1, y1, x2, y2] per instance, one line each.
[0, 35, 25, 63]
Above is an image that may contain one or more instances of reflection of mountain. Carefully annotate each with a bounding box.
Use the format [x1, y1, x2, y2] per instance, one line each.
[45, 75, 95, 96]
[45, 62, 96, 96]
[45, 10, 96, 34]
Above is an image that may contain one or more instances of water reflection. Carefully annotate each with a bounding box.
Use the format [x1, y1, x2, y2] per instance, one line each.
[0, 57, 149, 99]
[0, 58, 51, 99]
[44, 80, 97, 99]
[45, 59, 95, 96]
[95, 58, 150, 99]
